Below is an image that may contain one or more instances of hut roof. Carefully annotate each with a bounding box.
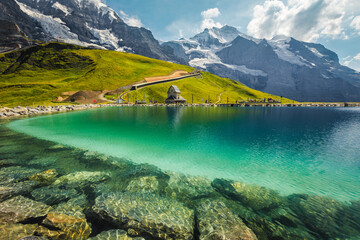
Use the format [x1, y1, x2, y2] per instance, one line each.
[168, 85, 181, 93]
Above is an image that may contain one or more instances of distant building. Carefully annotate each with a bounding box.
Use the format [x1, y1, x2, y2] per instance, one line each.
[165, 85, 186, 104]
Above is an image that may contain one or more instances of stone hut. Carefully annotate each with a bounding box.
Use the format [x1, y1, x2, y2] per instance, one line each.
[165, 85, 186, 104]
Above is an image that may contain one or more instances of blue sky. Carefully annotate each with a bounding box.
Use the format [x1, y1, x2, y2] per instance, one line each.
[105, 0, 360, 71]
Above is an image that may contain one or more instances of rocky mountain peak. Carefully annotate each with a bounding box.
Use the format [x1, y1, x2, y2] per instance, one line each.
[0, 0, 182, 62]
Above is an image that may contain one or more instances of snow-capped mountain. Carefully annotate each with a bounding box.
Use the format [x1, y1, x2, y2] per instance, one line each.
[0, 0, 182, 62]
[1, 0, 359, 102]
[163, 26, 360, 102]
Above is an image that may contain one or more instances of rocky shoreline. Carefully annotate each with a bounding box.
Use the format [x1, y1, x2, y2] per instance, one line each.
[1, 102, 360, 119]
[0, 122, 359, 239]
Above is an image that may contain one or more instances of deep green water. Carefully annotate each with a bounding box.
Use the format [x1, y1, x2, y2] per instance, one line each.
[7, 106, 360, 201]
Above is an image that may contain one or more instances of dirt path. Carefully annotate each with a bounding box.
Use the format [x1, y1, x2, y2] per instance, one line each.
[216, 92, 226, 104]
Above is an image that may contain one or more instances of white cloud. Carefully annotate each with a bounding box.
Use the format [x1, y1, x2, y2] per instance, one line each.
[247, 0, 348, 42]
[201, 8, 221, 19]
[201, 8, 223, 30]
[119, 10, 143, 28]
[350, 16, 360, 32]
[344, 53, 360, 72]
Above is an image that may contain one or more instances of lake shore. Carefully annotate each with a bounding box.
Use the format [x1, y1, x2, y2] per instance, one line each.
[1, 102, 360, 119]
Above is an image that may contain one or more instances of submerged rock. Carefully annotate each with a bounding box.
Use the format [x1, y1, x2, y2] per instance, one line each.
[212, 178, 283, 211]
[288, 194, 352, 239]
[0, 166, 40, 184]
[29, 169, 58, 185]
[0, 180, 38, 202]
[165, 172, 214, 202]
[117, 163, 169, 184]
[0, 196, 51, 223]
[19, 236, 48, 240]
[0, 223, 39, 239]
[196, 200, 257, 240]
[35, 225, 64, 239]
[89, 229, 145, 240]
[93, 192, 194, 240]
[125, 176, 159, 193]
[53, 171, 110, 189]
[220, 198, 315, 240]
[31, 186, 79, 205]
[41, 212, 91, 240]
[36, 195, 91, 239]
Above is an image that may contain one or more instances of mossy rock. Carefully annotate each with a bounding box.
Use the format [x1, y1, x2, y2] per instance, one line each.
[0, 180, 38, 202]
[212, 178, 284, 211]
[218, 197, 315, 240]
[31, 186, 79, 205]
[196, 199, 258, 240]
[53, 171, 110, 189]
[288, 194, 348, 239]
[29, 169, 58, 185]
[41, 212, 91, 240]
[0, 166, 40, 184]
[89, 229, 145, 240]
[0, 223, 39, 239]
[164, 172, 215, 204]
[93, 192, 194, 240]
[125, 176, 159, 194]
[0, 196, 51, 223]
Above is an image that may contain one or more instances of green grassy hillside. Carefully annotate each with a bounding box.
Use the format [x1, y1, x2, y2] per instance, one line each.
[125, 72, 290, 104]
[0, 43, 293, 107]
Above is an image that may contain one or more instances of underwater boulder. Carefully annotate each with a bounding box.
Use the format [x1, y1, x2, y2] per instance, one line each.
[38, 195, 91, 240]
[125, 176, 159, 194]
[53, 171, 110, 189]
[0, 166, 40, 184]
[19, 236, 48, 240]
[221, 197, 315, 240]
[0, 196, 51, 223]
[288, 194, 347, 239]
[164, 172, 215, 203]
[41, 211, 91, 240]
[31, 186, 79, 205]
[0, 180, 38, 202]
[0, 223, 39, 239]
[268, 207, 302, 228]
[117, 163, 169, 183]
[29, 169, 58, 185]
[196, 199, 258, 240]
[212, 178, 283, 211]
[339, 200, 360, 236]
[93, 192, 194, 240]
[89, 229, 145, 240]
[35, 225, 64, 239]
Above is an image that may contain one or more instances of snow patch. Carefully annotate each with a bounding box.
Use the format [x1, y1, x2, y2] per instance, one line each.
[189, 46, 267, 77]
[86, 24, 120, 49]
[16, 1, 85, 45]
[306, 46, 325, 58]
[52, 2, 71, 16]
[269, 39, 309, 66]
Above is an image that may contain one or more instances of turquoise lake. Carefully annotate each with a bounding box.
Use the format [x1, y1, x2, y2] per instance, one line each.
[7, 106, 360, 202]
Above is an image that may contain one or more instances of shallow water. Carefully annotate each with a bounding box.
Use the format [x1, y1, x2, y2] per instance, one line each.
[7, 106, 360, 202]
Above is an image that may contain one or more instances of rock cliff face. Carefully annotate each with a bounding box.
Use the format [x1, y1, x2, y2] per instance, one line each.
[0, 0, 182, 62]
[163, 26, 360, 102]
[0, 20, 29, 52]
